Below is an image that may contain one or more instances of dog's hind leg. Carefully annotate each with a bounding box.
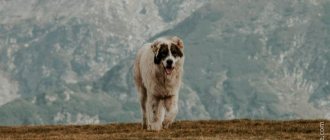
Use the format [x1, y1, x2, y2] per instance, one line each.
[138, 86, 147, 129]
[134, 62, 148, 129]
[163, 95, 178, 129]
[135, 79, 147, 129]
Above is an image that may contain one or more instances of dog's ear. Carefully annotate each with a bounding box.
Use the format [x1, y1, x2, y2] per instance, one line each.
[151, 41, 161, 64]
[171, 36, 184, 49]
[151, 41, 160, 53]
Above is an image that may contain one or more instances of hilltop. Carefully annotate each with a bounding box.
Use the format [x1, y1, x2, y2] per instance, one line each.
[0, 120, 328, 139]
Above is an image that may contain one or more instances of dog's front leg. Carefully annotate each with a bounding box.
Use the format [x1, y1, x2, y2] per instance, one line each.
[146, 95, 164, 131]
[163, 95, 178, 129]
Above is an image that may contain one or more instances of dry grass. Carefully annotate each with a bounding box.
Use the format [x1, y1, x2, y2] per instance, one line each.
[0, 119, 328, 140]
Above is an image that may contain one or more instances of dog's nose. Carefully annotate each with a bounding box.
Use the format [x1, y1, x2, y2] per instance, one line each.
[166, 60, 173, 66]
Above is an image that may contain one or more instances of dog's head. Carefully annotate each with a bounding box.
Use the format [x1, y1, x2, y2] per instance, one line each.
[151, 36, 184, 75]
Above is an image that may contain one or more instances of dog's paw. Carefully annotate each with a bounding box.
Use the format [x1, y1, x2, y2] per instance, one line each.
[148, 122, 162, 131]
[142, 123, 147, 130]
[162, 120, 172, 129]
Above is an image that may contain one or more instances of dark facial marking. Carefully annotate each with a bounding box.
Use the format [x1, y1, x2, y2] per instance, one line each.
[170, 43, 183, 57]
[154, 44, 169, 64]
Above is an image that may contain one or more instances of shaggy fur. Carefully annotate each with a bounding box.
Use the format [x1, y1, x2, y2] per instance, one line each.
[134, 36, 184, 131]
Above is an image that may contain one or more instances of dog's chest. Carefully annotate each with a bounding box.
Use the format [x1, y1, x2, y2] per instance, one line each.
[153, 75, 179, 97]
[153, 84, 176, 98]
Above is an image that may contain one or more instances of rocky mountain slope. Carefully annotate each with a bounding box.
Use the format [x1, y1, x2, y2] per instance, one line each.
[0, 0, 329, 125]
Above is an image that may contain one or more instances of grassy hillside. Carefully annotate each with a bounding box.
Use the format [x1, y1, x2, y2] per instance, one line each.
[0, 120, 328, 139]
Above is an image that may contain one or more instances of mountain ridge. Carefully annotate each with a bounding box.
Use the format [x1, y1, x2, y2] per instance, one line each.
[0, 0, 329, 125]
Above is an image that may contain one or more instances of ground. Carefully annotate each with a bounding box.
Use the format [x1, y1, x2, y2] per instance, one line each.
[0, 120, 328, 139]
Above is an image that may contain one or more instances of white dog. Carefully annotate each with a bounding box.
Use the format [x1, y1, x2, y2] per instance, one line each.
[134, 36, 184, 131]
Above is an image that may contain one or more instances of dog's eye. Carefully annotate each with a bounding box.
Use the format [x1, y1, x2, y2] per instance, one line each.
[170, 44, 183, 58]
[172, 52, 178, 57]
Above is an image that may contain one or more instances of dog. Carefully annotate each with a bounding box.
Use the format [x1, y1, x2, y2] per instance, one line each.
[133, 36, 184, 131]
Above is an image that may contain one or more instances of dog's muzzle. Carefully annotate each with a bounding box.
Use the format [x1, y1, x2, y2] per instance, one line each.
[165, 60, 174, 75]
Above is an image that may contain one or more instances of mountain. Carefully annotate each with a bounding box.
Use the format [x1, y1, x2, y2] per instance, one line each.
[0, 0, 329, 125]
